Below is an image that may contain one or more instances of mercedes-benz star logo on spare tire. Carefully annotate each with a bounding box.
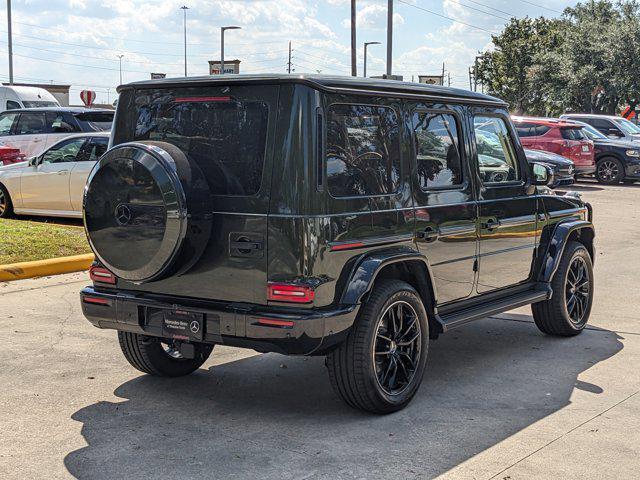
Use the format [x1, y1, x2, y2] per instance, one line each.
[115, 204, 132, 226]
[190, 320, 200, 334]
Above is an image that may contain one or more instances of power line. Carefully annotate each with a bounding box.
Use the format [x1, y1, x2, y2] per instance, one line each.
[11, 19, 287, 49]
[0, 29, 284, 60]
[447, 0, 511, 22]
[514, 0, 563, 14]
[396, 0, 499, 34]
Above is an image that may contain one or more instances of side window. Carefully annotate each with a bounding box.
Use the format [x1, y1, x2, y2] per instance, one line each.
[589, 118, 615, 132]
[413, 111, 462, 189]
[84, 137, 109, 161]
[0, 112, 18, 135]
[6, 100, 21, 110]
[48, 113, 80, 133]
[326, 104, 400, 197]
[16, 113, 46, 135]
[474, 116, 520, 184]
[515, 122, 536, 137]
[41, 138, 86, 164]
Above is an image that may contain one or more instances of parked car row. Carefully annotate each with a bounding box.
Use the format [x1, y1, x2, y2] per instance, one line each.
[512, 113, 640, 185]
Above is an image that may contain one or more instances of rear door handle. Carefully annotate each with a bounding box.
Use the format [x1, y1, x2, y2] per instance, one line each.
[57, 170, 69, 175]
[417, 226, 439, 243]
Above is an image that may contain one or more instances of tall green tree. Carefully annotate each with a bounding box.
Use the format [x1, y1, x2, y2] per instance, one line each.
[475, 17, 562, 115]
[477, 0, 640, 116]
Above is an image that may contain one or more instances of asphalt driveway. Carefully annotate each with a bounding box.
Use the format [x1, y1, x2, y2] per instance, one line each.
[1, 181, 639, 479]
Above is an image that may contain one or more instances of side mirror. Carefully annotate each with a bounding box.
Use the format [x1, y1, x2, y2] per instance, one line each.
[531, 162, 555, 187]
[28, 156, 39, 167]
[608, 128, 623, 137]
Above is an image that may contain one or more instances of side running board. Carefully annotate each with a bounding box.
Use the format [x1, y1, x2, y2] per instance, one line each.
[436, 289, 550, 332]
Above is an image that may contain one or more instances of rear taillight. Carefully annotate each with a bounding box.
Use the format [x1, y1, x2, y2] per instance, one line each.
[267, 283, 315, 303]
[89, 265, 116, 284]
[82, 296, 110, 306]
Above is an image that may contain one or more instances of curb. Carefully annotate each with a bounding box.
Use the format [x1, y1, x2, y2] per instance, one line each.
[0, 253, 95, 282]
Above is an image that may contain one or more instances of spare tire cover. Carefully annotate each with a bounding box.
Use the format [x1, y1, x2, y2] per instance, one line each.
[84, 141, 212, 283]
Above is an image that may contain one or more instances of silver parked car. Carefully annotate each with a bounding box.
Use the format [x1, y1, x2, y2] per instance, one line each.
[0, 132, 109, 218]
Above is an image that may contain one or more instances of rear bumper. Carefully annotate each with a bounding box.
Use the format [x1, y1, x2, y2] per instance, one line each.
[80, 287, 358, 356]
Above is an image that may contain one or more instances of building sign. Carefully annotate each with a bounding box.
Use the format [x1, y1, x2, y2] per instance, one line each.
[150, 73, 166, 79]
[208, 60, 241, 75]
[418, 75, 444, 86]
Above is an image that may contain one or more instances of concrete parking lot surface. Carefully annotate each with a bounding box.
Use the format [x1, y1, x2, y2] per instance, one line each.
[1, 182, 639, 479]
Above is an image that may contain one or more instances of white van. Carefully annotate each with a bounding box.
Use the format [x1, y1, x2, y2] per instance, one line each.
[0, 86, 60, 111]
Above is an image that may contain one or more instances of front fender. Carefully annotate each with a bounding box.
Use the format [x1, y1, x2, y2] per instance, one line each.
[539, 220, 595, 283]
[340, 246, 436, 305]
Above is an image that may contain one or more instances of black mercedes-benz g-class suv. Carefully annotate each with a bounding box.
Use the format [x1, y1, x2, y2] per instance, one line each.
[81, 75, 595, 414]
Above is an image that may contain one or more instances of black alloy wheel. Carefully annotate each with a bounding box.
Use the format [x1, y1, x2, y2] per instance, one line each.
[565, 256, 590, 325]
[532, 241, 594, 336]
[373, 300, 422, 396]
[596, 158, 624, 184]
[326, 280, 430, 413]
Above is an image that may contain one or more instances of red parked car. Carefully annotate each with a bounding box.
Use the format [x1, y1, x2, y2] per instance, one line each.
[0, 143, 24, 166]
[513, 116, 596, 176]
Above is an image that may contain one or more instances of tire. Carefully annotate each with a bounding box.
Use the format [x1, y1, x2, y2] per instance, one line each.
[595, 157, 624, 184]
[532, 241, 594, 336]
[0, 183, 13, 218]
[118, 331, 213, 377]
[326, 280, 430, 414]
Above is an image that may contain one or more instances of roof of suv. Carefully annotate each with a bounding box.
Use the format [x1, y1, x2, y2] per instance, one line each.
[9, 107, 114, 114]
[512, 116, 582, 128]
[561, 113, 620, 120]
[120, 73, 506, 107]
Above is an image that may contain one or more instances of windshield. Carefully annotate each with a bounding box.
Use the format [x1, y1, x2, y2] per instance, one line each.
[579, 123, 607, 140]
[614, 117, 640, 135]
[75, 112, 114, 131]
[22, 100, 59, 108]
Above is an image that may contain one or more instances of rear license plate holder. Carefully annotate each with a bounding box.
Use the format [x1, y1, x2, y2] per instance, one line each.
[162, 310, 204, 341]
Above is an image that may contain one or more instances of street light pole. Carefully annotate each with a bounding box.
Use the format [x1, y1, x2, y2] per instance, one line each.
[350, 0, 356, 76]
[7, 0, 13, 84]
[117, 55, 124, 85]
[220, 26, 241, 75]
[180, 6, 189, 77]
[386, 0, 393, 76]
[363, 41, 380, 78]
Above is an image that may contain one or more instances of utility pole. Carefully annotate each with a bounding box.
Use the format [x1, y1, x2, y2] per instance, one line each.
[468, 67, 473, 91]
[7, 0, 13, 84]
[363, 41, 380, 78]
[448, 72, 451, 87]
[180, 6, 189, 77]
[117, 54, 124, 85]
[221, 26, 241, 74]
[287, 41, 293, 73]
[350, 0, 357, 76]
[386, 0, 393, 76]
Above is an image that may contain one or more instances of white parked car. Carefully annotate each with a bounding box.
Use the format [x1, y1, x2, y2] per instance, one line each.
[0, 132, 110, 219]
[0, 107, 113, 158]
[0, 85, 60, 111]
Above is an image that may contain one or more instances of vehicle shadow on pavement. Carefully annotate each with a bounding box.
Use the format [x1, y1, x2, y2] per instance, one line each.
[64, 317, 623, 480]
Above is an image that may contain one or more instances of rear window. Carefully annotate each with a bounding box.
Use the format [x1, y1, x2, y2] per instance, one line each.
[75, 112, 114, 132]
[326, 104, 400, 197]
[561, 128, 585, 140]
[125, 89, 269, 196]
[515, 123, 551, 137]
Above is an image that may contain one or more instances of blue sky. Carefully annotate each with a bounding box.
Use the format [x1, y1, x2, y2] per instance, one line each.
[0, 0, 578, 104]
